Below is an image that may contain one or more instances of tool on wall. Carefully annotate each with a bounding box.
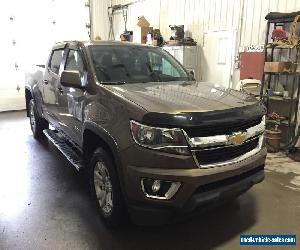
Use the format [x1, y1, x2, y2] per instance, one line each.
[122, 8, 128, 32]
[167, 25, 196, 45]
[120, 7, 133, 42]
[108, 4, 129, 40]
[108, 0, 143, 41]
[169, 25, 184, 41]
[108, 6, 115, 40]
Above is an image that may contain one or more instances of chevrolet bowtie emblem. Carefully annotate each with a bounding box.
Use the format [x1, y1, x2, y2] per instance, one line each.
[228, 132, 247, 145]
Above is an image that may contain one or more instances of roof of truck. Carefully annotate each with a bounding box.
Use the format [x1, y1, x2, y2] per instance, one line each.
[56, 40, 151, 47]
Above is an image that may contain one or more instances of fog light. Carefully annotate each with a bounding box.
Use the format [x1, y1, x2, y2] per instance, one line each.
[152, 180, 161, 193]
[141, 178, 181, 200]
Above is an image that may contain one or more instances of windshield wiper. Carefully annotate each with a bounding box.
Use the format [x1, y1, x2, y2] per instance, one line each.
[100, 81, 126, 85]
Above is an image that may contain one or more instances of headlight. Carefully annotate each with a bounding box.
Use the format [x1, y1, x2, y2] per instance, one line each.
[130, 120, 189, 155]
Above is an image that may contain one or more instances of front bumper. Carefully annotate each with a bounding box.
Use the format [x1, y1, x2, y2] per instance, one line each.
[124, 147, 267, 225]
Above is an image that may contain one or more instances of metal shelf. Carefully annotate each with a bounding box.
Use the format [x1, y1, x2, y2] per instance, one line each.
[266, 119, 296, 126]
[266, 44, 297, 49]
[264, 72, 300, 75]
[260, 16, 300, 145]
[268, 96, 298, 102]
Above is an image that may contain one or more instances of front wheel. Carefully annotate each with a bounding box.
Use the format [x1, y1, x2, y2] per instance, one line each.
[29, 99, 48, 139]
[89, 148, 127, 227]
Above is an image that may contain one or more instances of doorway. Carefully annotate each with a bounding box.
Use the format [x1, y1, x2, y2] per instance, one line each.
[201, 30, 236, 88]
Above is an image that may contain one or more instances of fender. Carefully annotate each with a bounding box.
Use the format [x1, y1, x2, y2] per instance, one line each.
[25, 85, 33, 117]
[82, 121, 128, 199]
[83, 121, 120, 154]
[25, 83, 44, 118]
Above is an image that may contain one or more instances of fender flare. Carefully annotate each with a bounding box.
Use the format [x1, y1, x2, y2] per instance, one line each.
[25, 85, 34, 116]
[25, 84, 44, 118]
[82, 121, 127, 198]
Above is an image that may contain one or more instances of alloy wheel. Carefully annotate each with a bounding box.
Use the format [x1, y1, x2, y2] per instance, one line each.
[94, 161, 113, 215]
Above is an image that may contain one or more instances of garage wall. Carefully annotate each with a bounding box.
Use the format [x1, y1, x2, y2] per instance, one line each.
[0, 0, 90, 112]
[92, 0, 300, 46]
[91, 0, 300, 87]
[91, 0, 242, 43]
[240, 0, 300, 46]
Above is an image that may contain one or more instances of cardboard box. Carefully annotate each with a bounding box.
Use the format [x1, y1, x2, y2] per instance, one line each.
[137, 16, 150, 27]
[264, 62, 293, 73]
[134, 26, 152, 44]
[134, 16, 151, 44]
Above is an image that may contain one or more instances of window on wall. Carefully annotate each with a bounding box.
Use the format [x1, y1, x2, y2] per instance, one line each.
[49, 49, 64, 74]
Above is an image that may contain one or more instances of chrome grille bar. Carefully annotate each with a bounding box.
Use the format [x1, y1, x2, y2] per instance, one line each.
[185, 116, 265, 148]
[183, 116, 266, 168]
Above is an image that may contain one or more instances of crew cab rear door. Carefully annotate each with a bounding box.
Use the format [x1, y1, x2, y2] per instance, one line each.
[42, 47, 66, 129]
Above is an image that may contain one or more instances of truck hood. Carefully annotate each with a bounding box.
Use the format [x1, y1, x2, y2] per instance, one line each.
[105, 81, 259, 113]
[105, 81, 266, 129]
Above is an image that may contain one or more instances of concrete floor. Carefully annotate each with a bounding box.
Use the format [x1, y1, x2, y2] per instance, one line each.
[0, 111, 299, 250]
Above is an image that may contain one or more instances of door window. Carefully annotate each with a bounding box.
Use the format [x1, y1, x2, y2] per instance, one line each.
[49, 49, 64, 74]
[65, 49, 84, 75]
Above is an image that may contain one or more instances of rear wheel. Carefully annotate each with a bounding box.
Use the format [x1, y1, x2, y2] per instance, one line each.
[89, 148, 126, 227]
[29, 99, 48, 139]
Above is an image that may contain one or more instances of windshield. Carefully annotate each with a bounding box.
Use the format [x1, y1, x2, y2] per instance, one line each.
[89, 45, 190, 84]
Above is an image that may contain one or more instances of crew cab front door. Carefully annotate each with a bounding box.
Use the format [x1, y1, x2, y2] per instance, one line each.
[56, 47, 86, 146]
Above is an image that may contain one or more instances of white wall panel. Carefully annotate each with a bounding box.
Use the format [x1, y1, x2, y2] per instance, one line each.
[90, 0, 110, 39]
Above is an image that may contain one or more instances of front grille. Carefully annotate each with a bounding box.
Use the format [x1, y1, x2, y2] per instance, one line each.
[184, 118, 261, 137]
[194, 138, 259, 165]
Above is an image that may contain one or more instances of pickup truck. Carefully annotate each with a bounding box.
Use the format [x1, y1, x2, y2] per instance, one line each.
[25, 41, 267, 226]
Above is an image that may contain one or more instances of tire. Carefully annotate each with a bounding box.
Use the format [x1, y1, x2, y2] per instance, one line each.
[29, 99, 48, 139]
[89, 147, 126, 227]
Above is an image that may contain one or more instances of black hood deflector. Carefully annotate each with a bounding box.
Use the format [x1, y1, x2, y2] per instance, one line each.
[142, 102, 266, 130]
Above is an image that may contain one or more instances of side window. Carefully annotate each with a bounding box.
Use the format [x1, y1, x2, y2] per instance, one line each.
[148, 52, 162, 71]
[161, 58, 180, 77]
[65, 49, 84, 74]
[148, 51, 180, 77]
[49, 49, 64, 74]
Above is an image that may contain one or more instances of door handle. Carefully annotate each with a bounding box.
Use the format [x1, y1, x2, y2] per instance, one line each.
[58, 86, 64, 94]
[43, 79, 49, 84]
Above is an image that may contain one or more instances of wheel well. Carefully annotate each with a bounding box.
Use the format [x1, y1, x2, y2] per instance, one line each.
[25, 89, 32, 117]
[83, 128, 127, 200]
[83, 129, 115, 163]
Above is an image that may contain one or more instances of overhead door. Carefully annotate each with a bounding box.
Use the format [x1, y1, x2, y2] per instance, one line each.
[0, 0, 90, 112]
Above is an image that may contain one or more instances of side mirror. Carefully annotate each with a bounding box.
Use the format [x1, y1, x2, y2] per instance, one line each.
[188, 69, 195, 80]
[60, 70, 82, 88]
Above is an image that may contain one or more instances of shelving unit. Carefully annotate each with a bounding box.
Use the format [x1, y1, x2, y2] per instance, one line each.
[261, 12, 300, 145]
